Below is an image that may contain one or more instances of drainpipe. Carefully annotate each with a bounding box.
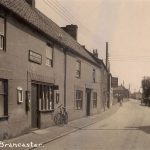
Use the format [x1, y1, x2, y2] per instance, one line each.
[64, 48, 67, 107]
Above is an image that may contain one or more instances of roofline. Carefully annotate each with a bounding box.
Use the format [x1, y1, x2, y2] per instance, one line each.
[1, 4, 101, 68]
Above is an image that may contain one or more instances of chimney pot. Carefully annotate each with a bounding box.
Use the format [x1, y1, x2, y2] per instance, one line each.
[25, 0, 35, 8]
[93, 49, 98, 58]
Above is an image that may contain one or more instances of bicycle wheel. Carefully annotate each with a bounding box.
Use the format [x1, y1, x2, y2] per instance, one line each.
[54, 113, 61, 125]
[64, 112, 68, 124]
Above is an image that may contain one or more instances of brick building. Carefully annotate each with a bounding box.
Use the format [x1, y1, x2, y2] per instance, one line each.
[0, 0, 111, 140]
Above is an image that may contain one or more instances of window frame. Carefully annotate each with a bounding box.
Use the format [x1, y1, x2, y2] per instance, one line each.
[38, 84, 54, 112]
[93, 69, 96, 83]
[75, 90, 83, 110]
[75, 60, 81, 78]
[0, 79, 8, 118]
[0, 15, 6, 51]
[93, 92, 97, 108]
[46, 43, 53, 67]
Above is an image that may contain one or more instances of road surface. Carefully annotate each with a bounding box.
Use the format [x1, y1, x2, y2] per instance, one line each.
[36, 99, 150, 150]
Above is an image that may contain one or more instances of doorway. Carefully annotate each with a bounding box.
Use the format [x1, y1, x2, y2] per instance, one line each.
[86, 89, 91, 116]
[31, 83, 39, 128]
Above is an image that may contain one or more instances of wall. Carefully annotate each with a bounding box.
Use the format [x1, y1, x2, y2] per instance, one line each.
[0, 14, 65, 139]
[65, 52, 104, 120]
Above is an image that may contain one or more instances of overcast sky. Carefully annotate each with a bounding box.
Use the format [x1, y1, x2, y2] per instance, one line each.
[36, 0, 150, 92]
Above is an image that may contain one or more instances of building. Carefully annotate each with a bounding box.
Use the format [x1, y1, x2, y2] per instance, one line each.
[113, 85, 129, 103]
[0, 0, 110, 140]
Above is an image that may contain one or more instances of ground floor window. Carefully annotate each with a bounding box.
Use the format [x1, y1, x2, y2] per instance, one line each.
[38, 84, 54, 111]
[93, 92, 97, 108]
[75, 90, 83, 110]
[0, 79, 8, 117]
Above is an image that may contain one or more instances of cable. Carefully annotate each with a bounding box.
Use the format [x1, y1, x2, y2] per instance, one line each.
[43, 0, 104, 50]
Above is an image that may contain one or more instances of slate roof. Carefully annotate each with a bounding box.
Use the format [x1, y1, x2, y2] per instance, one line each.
[0, 0, 100, 66]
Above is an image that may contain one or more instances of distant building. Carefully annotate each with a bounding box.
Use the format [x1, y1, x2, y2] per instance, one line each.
[113, 85, 129, 103]
[130, 91, 142, 100]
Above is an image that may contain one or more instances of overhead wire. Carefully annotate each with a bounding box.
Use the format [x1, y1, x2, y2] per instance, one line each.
[43, 0, 104, 51]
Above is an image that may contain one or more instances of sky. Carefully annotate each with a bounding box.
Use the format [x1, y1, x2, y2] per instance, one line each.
[36, 0, 150, 92]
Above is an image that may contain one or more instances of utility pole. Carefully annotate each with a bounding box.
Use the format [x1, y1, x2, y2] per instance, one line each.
[106, 42, 108, 70]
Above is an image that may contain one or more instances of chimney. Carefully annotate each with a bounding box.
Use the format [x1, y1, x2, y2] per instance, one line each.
[81, 45, 86, 49]
[61, 24, 78, 40]
[25, 0, 35, 8]
[93, 49, 98, 58]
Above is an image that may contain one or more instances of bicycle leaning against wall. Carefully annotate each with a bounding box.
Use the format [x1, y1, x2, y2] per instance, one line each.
[53, 104, 68, 126]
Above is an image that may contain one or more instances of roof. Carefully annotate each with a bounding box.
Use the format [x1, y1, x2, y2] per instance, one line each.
[113, 85, 128, 91]
[0, 0, 100, 67]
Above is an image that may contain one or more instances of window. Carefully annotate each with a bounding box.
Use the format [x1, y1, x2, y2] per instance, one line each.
[76, 60, 81, 78]
[75, 90, 83, 110]
[46, 44, 53, 67]
[29, 50, 42, 64]
[93, 69, 96, 82]
[0, 16, 5, 51]
[38, 85, 54, 111]
[93, 92, 97, 108]
[0, 80, 8, 117]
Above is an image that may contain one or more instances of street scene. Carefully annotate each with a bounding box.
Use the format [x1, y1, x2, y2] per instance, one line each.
[35, 99, 150, 150]
[1, 0, 150, 150]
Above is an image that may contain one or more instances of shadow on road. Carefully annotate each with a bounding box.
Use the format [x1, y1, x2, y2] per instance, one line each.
[126, 126, 150, 134]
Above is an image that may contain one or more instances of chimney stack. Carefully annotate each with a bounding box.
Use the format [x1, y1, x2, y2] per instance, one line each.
[93, 49, 98, 58]
[61, 24, 78, 41]
[25, 0, 35, 8]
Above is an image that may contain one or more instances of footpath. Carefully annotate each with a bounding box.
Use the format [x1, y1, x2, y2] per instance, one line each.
[1, 104, 120, 150]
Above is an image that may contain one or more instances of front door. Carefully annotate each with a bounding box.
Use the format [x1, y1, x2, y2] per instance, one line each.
[86, 89, 91, 116]
[31, 84, 38, 128]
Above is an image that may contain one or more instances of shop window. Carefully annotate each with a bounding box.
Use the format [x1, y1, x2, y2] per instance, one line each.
[38, 85, 54, 111]
[75, 60, 81, 78]
[0, 80, 8, 117]
[75, 90, 83, 110]
[46, 44, 53, 67]
[93, 92, 97, 108]
[0, 16, 5, 51]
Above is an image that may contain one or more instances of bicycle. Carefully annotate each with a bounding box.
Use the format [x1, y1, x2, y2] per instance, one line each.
[53, 104, 68, 125]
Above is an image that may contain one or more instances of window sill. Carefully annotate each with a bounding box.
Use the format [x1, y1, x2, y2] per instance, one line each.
[0, 116, 9, 121]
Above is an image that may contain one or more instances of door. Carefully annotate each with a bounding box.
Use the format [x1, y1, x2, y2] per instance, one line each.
[86, 89, 91, 116]
[31, 84, 38, 128]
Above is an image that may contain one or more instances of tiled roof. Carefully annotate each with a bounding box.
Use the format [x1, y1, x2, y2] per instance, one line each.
[0, 0, 100, 66]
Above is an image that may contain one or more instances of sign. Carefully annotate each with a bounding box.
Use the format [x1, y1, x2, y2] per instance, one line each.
[111, 77, 118, 88]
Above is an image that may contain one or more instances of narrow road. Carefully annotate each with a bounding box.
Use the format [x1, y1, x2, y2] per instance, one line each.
[37, 99, 150, 150]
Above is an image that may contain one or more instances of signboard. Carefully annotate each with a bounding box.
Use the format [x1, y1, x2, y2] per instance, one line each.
[111, 77, 118, 88]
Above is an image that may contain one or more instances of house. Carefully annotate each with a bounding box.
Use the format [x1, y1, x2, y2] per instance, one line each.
[113, 85, 129, 103]
[0, 0, 110, 140]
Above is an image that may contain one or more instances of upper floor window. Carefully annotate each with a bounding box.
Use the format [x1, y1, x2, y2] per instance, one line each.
[76, 60, 81, 78]
[0, 79, 8, 117]
[46, 44, 53, 67]
[93, 69, 96, 82]
[0, 16, 5, 51]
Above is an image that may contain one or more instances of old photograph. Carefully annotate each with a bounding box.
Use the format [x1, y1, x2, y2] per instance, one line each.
[0, 0, 150, 149]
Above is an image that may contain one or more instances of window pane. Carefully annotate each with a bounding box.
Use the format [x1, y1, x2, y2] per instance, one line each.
[46, 46, 52, 59]
[0, 81, 4, 93]
[76, 61, 80, 70]
[0, 17, 4, 34]
[0, 95, 4, 116]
